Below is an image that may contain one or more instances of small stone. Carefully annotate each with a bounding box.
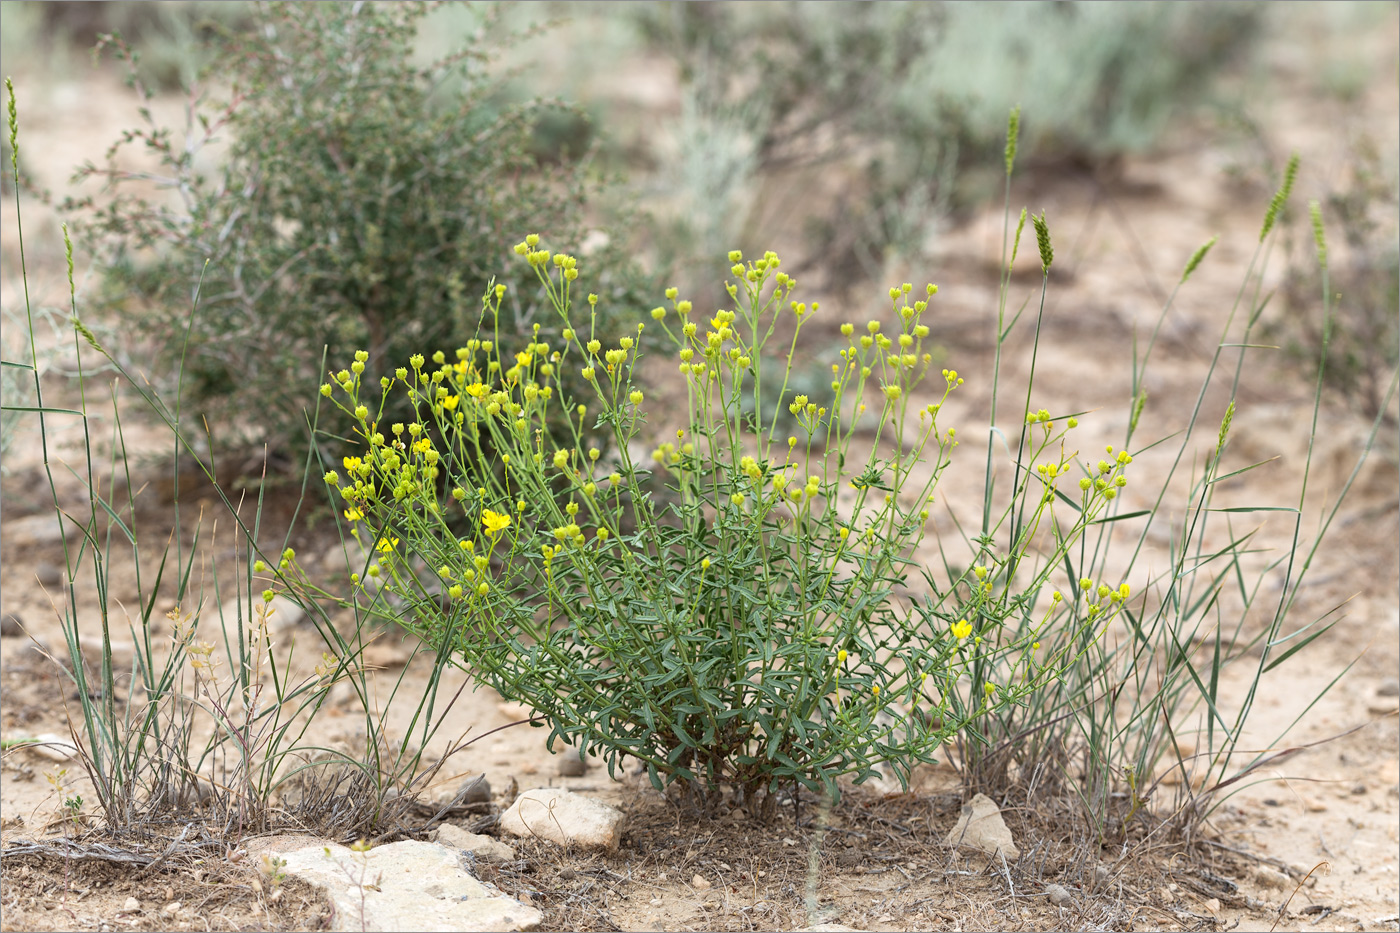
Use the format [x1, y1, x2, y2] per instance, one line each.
[1045, 883, 1073, 906]
[1093, 864, 1111, 888]
[121, 897, 141, 913]
[557, 755, 587, 777]
[34, 562, 63, 587]
[5, 514, 78, 547]
[362, 640, 412, 669]
[1303, 797, 1328, 813]
[783, 837, 797, 847]
[1204, 897, 1221, 915]
[497, 701, 535, 722]
[500, 788, 625, 851]
[162, 902, 182, 917]
[1377, 679, 1400, 698]
[1351, 782, 1367, 795]
[25, 732, 79, 762]
[945, 793, 1020, 861]
[0, 613, 23, 638]
[1253, 866, 1290, 889]
[459, 774, 493, 805]
[218, 594, 306, 634]
[434, 824, 516, 863]
[79, 636, 135, 668]
[691, 874, 711, 890]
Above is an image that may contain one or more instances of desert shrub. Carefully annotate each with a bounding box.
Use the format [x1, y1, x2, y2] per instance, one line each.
[627, 1, 1263, 277]
[67, 1, 651, 468]
[34, 0, 252, 91]
[315, 237, 1148, 815]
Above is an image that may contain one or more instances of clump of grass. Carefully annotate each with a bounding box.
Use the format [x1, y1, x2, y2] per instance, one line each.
[4, 78, 474, 840]
[927, 114, 1395, 848]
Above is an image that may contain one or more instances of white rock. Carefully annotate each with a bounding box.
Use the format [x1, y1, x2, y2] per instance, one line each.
[945, 793, 1020, 861]
[4, 514, 79, 547]
[1253, 865, 1290, 889]
[1045, 882, 1073, 906]
[274, 840, 541, 932]
[500, 788, 625, 851]
[121, 897, 141, 913]
[433, 824, 516, 863]
[218, 594, 306, 634]
[79, 636, 135, 667]
[24, 732, 79, 762]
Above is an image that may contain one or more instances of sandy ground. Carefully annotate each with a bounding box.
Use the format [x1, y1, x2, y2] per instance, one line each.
[1, 5, 1397, 931]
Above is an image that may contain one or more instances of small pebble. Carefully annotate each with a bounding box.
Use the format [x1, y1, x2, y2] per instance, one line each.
[0, 614, 23, 638]
[1377, 679, 1400, 698]
[1253, 866, 1290, 889]
[1351, 782, 1367, 795]
[459, 775, 492, 804]
[34, 562, 63, 587]
[692, 874, 711, 890]
[558, 755, 586, 777]
[122, 897, 141, 913]
[1045, 883, 1073, 906]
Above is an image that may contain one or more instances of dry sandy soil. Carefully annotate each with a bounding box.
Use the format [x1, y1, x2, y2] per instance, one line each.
[1, 6, 1397, 932]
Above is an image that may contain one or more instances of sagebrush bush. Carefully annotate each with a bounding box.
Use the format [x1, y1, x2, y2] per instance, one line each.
[67, 1, 652, 466]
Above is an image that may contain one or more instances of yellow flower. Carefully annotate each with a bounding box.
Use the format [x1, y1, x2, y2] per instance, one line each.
[482, 509, 511, 536]
[441, 395, 459, 411]
[951, 619, 972, 641]
[465, 382, 488, 398]
[343, 507, 363, 522]
[375, 536, 399, 554]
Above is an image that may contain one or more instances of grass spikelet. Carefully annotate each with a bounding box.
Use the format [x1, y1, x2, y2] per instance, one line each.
[1032, 210, 1053, 274]
[1259, 152, 1299, 242]
[1309, 200, 1327, 270]
[1180, 234, 1217, 283]
[1004, 106, 1020, 177]
[1215, 398, 1235, 460]
[1009, 207, 1027, 271]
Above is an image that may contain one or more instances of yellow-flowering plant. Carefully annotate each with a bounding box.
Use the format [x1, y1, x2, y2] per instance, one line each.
[318, 238, 1131, 815]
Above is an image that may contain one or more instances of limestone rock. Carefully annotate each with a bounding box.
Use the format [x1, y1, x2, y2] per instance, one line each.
[500, 788, 625, 851]
[23, 732, 79, 762]
[218, 593, 306, 634]
[945, 793, 1020, 861]
[4, 514, 78, 548]
[1253, 865, 1290, 889]
[275, 839, 540, 932]
[434, 824, 516, 863]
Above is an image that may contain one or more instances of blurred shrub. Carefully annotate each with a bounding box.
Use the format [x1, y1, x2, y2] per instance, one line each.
[67, 1, 650, 467]
[37, 1, 251, 91]
[628, 1, 1263, 277]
